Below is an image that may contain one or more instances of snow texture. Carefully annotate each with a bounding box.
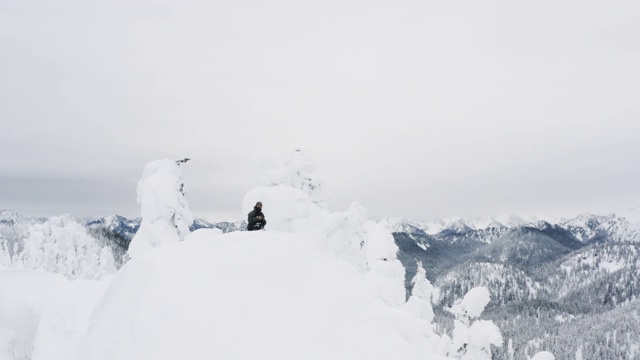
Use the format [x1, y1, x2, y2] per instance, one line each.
[127, 159, 194, 259]
[531, 351, 555, 360]
[0, 269, 109, 360]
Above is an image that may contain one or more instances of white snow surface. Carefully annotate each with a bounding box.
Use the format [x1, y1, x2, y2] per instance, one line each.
[0, 269, 109, 360]
[80, 231, 448, 360]
[531, 351, 556, 360]
[127, 159, 194, 259]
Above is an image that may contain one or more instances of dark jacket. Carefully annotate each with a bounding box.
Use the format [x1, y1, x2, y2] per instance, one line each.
[247, 207, 267, 231]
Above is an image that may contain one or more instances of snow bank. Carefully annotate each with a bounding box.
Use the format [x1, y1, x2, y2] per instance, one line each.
[0, 270, 108, 360]
[80, 232, 448, 360]
[127, 159, 194, 259]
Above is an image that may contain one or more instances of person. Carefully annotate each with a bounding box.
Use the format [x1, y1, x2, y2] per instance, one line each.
[247, 201, 267, 231]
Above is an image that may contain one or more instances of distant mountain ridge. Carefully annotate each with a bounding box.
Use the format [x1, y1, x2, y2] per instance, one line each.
[381, 211, 640, 359]
[377, 211, 640, 245]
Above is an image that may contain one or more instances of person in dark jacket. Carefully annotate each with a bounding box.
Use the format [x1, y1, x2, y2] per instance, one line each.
[247, 201, 267, 231]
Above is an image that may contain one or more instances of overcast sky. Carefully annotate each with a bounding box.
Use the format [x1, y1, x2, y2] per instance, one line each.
[1, 0, 639, 221]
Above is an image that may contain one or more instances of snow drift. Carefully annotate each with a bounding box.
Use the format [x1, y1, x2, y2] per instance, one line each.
[80, 231, 448, 360]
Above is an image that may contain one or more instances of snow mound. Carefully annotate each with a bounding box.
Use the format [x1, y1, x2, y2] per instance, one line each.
[0, 270, 108, 360]
[81, 231, 447, 360]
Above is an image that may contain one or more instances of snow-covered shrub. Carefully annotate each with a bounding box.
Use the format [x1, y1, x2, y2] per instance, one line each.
[448, 287, 503, 359]
[127, 159, 194, 259]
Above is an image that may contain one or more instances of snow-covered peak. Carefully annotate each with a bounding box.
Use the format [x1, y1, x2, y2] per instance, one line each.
[562, 212, 610, 228]
[494, 215, 528, 228]
[420, 219, 447, 235]
[621, 207, 640, 223]
[374, 217, 427, 235]
[87, 214, 136, 229]
[441, 219, 474, 234]
[464, 217, 507, 231]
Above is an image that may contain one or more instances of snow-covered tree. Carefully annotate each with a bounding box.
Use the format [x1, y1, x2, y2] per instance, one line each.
[404, 261, 436, 322]
[448, 287, 503, 359]
[0, 234, 11, 267]
[12, 215, 116, 280]
[127, 159, 194, 259]
[252, 149, 326, 207]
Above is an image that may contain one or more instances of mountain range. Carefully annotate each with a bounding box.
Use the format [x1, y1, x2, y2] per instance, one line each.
[382, 212, 640, 359]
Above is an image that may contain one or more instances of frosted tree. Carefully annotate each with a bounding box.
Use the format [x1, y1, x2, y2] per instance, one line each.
[95, 247, 116, 279]
[286, 149, 325, 207]
[13, 215, 116, 280]
[0, 234, 11, 267]
[252, 149, 326, 207]
[448, 287, 503, 359]
[127, 159, 194, 259]
[404, 261, 436, 322]
[507, 338, 515, 360]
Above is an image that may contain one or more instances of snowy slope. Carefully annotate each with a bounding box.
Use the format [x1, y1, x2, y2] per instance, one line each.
[79, 231, 450, 360]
